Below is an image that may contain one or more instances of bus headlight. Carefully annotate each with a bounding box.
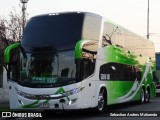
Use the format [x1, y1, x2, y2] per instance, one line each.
[17, 89, 35, 99]
[68, 98, 77, 105]
[63, 85, 85, 96]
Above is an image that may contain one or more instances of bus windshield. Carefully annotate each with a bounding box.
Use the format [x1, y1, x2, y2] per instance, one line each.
[22, 13, 84, 51]
[20, 50, 78, 87]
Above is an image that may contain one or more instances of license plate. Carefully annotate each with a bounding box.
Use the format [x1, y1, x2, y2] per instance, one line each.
[39, 103, 50, 108]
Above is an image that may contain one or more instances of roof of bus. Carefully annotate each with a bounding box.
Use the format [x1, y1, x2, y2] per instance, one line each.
[30, 11, 153, 45]
[31, 11, 102, 19]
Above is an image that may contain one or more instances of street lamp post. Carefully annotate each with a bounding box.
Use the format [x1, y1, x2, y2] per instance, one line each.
[20, 0, 28, 34]
[147, 0, 149, 39]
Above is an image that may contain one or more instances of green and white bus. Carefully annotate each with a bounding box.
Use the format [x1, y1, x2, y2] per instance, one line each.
[4, 12, 156, 111]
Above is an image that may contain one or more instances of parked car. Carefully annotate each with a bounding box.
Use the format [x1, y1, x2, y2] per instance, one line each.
[156, 84, 160, 96]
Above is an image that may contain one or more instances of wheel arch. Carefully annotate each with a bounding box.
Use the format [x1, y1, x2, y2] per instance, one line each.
[98, 84, 108, 105]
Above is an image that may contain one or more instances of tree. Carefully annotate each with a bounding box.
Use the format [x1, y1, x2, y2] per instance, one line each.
[0, 7, 28, 70]
[0, 18, 10, 70]
[7, 8, 23, 42]
[0, 18, 10, 46]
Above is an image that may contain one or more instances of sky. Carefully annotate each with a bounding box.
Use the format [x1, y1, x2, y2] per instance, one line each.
[0, 0, 160, 51]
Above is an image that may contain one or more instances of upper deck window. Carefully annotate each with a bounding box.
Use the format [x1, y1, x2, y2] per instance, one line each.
[22, 13, 84, 51]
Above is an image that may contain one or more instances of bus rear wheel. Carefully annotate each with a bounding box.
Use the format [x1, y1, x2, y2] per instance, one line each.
[145, 88, 150, 103]
[140, 88, 145, 103]
[97, 88, 107, 111]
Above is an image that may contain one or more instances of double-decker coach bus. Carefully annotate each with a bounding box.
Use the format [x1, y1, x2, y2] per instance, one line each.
[4, 12, 156, 111]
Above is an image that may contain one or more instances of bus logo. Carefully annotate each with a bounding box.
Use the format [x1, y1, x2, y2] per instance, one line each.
[2, 112, 11, 117]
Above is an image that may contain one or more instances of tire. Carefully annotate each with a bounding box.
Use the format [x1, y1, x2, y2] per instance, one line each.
[145, 88, 150, 103]
[97, 88, 107, 112]
[140, 88, 145, 104]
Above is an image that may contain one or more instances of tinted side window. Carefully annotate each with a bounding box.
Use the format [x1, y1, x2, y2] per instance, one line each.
[124, 65, 141, 81]
[99, 63, 124, 80]
[99, 62, 141, 81]
[8, 48, 20, 81]
[80, 58, 95, 79]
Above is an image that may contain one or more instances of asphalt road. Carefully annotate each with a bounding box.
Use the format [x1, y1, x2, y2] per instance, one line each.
[0, 97, 160, 120]
[41, 96, 160, 120]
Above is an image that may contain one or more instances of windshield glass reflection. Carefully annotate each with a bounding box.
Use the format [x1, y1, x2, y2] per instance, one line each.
[20, 50, 77, 87]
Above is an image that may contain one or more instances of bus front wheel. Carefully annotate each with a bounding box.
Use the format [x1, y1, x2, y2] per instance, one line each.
[97, 88, 107, 111]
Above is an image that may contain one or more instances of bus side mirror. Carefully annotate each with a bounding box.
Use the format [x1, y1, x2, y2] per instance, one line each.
[4, 43, 20, 64]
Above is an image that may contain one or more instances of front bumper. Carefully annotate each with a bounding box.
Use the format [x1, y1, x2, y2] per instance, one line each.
[17, 93, 82, 110]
